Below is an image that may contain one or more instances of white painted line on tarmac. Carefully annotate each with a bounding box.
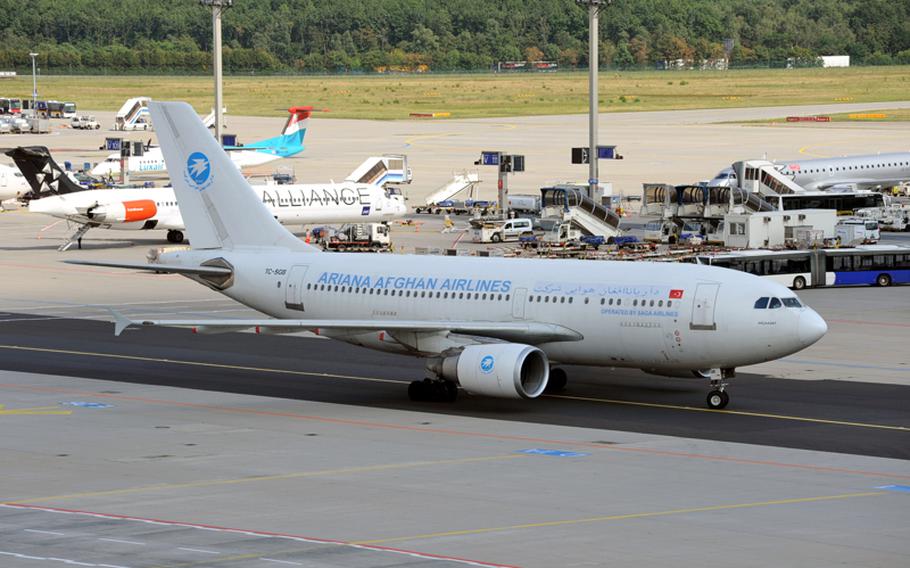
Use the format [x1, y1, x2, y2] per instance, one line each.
[24, 529, 66, 535]
[98, 538, 145, 546]
[177, 547, 220, 555]
[0, 550, 132, 567]
[261, 559, 304, 566]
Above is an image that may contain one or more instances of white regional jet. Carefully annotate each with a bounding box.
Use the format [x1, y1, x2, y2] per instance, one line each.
[12, 146, 406, 250]
[90, 106, 315, 177]
[69, 102, 829, 409]
[0, 163, 30, 203]
[708, 152, 910, 191]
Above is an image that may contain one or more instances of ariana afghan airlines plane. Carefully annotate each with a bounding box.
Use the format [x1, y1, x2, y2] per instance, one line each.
[90, 106, 316, 177]
[68, 102, 828, 409]
[8, 146, 405, 251]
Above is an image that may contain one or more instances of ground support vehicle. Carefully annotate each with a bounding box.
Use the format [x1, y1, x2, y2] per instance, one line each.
[321, 223, 391, 252]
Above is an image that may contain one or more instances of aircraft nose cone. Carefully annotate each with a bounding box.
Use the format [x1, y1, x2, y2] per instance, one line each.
[798, 309, 828, 345]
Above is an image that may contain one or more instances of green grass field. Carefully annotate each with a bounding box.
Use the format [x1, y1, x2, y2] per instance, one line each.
[3, 66, 909, 120]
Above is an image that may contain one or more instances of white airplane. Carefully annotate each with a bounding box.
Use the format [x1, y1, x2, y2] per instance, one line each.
[12, 146, 406, 250]
[707, 152, 910, 191]
[69, 102, 829, 409]
[90, 106, 315, 177]
[0, 163, 30, 203]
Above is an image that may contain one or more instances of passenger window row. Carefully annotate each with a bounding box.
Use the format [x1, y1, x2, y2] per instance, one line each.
[754, 296, 802, 309]
[308, 283, 510, 302]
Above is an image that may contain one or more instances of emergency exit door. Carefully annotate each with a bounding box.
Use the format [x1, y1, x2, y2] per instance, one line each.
[284, 265, 309, 311]
[512, 288, 527, 319]
[690, 283, 719, 331]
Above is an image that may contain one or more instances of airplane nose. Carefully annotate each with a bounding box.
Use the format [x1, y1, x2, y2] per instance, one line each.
[798, 309, 828, 345]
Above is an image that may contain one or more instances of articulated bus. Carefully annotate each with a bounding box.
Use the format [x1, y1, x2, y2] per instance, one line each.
[697, 245, 910, 289]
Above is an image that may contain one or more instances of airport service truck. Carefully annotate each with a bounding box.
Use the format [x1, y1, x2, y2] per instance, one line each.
[471, 218, 534, 243]
[321, 223, 391, 252]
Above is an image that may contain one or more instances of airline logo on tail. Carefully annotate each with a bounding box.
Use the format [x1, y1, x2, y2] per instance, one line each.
[185, 152, 213, 191]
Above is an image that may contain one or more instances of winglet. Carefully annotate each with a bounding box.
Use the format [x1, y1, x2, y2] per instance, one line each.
[109, 308, 134, 337]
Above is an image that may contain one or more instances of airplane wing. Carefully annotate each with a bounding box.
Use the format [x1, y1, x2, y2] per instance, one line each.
[109, 311, 583, 345]
[64, 259, 232, 277]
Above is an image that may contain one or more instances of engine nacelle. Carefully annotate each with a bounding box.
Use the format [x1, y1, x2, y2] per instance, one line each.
[439, 344, 549, 399]
[89, 199, 157, 223]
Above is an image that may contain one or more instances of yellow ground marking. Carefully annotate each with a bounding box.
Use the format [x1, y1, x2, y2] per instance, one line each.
[403, 132, 459, 146]
[798, 145, 832, 158]
[0, 404, 71, 416]
[354, 491, 886, 545]
[546, 393, 910, 432]
[2, 344, 906, 432]
[0, 344, 401, 385]
[5, 454, 526, 505]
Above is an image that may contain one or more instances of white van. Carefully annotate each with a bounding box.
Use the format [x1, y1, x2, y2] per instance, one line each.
[473, 218, 534, 243]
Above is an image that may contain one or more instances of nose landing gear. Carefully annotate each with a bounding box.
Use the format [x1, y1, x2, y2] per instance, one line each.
[706, 368, 735, 409]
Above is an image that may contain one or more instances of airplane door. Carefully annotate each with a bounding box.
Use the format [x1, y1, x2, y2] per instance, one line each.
[284, 265, 309, 311]
[690, 283, 719, 331]
[512, 288, 527, 319]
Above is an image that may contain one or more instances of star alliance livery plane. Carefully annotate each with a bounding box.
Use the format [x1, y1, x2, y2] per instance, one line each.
[68, 102, 828, 409]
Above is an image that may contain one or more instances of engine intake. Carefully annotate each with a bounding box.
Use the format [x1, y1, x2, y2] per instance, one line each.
[439, 344, 549, 399]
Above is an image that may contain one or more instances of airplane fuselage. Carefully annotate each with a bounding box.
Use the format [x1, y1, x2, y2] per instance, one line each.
[28, 183, 406, 231]
[162, 248, 826, 373]
[776, 152, 910, 190]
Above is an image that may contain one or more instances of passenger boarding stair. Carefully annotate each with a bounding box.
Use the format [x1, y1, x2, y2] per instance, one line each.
[423, 171, 482, 205]
[346, 154, 411, 187]
[540, 186, 623, 238]
[202, 107, 227, 130]
[734, 160, 806, 197]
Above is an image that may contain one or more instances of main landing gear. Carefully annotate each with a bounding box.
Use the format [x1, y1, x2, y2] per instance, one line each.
[705, 368, 735, 410]
[408, 378, 458, 403]
[167, 230, 185, 244]
[544, 367, 568, 394]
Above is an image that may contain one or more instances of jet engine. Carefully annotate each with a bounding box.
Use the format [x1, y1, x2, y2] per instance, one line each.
[437, 344, 549, 399]
[88, 199, 157, 223]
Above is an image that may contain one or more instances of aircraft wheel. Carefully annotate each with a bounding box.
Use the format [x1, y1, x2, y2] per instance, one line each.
[408, 379, 430, 402]
[545, 368, 568, 393]
[706, 390, 729, 410]
[167, 230, 184, 244]
[441, 381, 458, 403]
[792, 276, 807, 290]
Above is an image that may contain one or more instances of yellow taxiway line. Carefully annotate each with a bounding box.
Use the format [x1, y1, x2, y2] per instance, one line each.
[1, 344, 907, 432]
[354, 491, 887, 545]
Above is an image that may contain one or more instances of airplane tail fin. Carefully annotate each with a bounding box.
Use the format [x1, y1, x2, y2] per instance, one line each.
[4, 146, 87, 201]
[148, 101, 314, 252]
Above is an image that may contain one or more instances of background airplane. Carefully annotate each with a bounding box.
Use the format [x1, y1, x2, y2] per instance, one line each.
[707, 152, 910, 191]
[0, 162, 30, 204]
[90, 106, 316, 177]
[9, 146, 406, 250]
[70, 101, 828, 410]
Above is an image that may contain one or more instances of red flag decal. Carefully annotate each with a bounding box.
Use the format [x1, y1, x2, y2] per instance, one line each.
[669, 289, 684, 299]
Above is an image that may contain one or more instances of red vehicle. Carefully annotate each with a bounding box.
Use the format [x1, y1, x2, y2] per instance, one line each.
[0, 98, 22, 114]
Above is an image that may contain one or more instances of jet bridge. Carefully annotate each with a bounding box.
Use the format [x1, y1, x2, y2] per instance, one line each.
[540, 186, 622, 238]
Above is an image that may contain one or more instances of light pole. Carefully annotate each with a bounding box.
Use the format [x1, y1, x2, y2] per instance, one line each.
[575, 0, 611, 200]
[29, 52, 38, 117]
[200, 0, 232, 142]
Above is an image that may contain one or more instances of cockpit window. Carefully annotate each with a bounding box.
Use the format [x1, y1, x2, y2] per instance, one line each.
[754, 297, 769, 309]
[768, 297, 782, 309]
[782, 297, 802, 308]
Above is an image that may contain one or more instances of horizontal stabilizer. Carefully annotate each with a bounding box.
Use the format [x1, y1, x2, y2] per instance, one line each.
[64, 259, 232, 276]
[109, 316, 584, 343]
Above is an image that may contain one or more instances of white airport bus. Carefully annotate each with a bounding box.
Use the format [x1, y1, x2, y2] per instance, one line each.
[696, 246, 910, 289]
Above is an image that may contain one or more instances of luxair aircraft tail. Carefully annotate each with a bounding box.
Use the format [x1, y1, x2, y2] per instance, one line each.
[5, 146, 88, 201]
[148, 101, 313, 252]
[229, 106, 315, 158]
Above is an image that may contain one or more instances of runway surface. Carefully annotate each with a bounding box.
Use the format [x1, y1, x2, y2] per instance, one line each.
[1, 315, 907, 460]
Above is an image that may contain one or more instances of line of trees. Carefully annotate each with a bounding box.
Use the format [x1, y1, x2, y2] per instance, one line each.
[0, 0, 907, 73]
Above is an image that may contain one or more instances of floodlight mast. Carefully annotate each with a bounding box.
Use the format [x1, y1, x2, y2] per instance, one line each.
[200, 0, 232, 142]
[29, 52, 38, 116]
[575, 0, 611, 199]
